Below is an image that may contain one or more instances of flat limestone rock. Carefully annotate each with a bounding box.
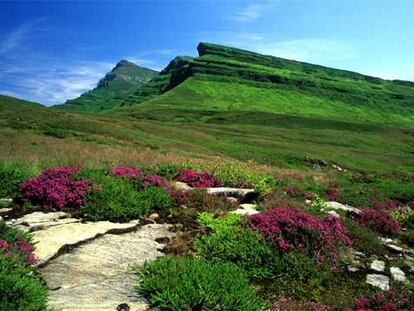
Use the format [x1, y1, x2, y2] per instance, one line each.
[390, 267, 406, 282]
[231, 203, 259, 216]
[207, 187, 258, 202]
[325, 201, 360, 214]
[370, 260, 385, 272]
[33, 220, 140, 264]
[172, 181, 193, 191]
[40, 224, 174, 311]
[366, 274, 390, 291]
[14, 211, 70, 226]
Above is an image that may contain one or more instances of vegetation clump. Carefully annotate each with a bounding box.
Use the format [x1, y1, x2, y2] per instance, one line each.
[356, 209, 401, 235]
[136, 256, 263, 311]
[21, 166, 91, 209]
[0, 221, 48, 311]
[177, 168, 220, 188]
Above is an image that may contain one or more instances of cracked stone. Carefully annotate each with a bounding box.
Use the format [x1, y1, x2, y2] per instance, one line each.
[370, 260, 385, 272]
[390, 267, 406, 282]
[40, 224, 174, 311]
[366, 274, 390, 291]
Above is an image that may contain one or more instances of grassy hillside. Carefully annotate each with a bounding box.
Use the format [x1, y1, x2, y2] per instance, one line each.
[1, 42, 414, 177]
[54, 60, 157, 112]
[122, 42, 414, 127]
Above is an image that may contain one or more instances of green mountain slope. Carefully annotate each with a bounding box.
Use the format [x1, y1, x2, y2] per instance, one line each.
[54, 60, 158, 112]
[121, 42, 414, 127]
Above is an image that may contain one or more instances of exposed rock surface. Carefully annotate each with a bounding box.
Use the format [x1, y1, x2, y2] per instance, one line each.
[231, 203, 259, 216]
[366, 274, 390, 290]
[13, 212, 140, 264]
[207, 187, 258, 202]
[40, 224, 174, 311]
[172, 181, 193, 191]
[325, 201, 360, 214]
[370, 260, 385, 272]
[13, 211, 79, 232]
[390, 267, 406, 282]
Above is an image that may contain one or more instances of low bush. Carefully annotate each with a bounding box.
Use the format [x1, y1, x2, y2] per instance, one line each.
[210, 161, 274, 194]
[195, 213, 280, 278]
[81, 173, 170, 221]
[342, 218, 386, 255]
[21, 166, 91, 209]
[249, 207, 352, 268]
[110, 165, 143, 178]
[348, 289, 414, 310]
[0, 220, 37, 265]
[0, 221, 47, 311]
[0, 162, 36, 198]
[177, 168, 220, 188]
[134, 174, 170, 190]
[0, 255, 48, 311]
[391, 207, 414, 229]
[136, 256, 263, 311]
[356, 209, 401, 235]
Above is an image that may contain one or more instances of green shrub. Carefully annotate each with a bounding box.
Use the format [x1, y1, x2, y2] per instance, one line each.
[391, 207, 414, 229]
[342, 218, 386, 255]
[136, 256, 263, 311]
[195, 212, 280, 278]
[81, 172, 171, 221]
[198, 211, 242, 231]
[195, 225, 280, 278]
[210, 161, 274, 194]
[0, 254, 48, 311]
[0, 220, 32, 245]
[0, 162, 36, 198]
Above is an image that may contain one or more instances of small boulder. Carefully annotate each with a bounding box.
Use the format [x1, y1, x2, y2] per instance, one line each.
[325, 201, 360, 214]
[207, 187, 259, 202]
[390, 267, 406, 282]
[366, 274, 390, 291]
[370, 260, 385, 272]
[172, 182, 192, 191]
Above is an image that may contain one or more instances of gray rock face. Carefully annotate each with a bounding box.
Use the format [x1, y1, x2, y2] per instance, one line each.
[231, 203, 259, 216]
[325, 201, 360, 214]
[390, 267, 406, 282]
[31, 218, 140, 264]
[366, 274, 390, 290]
[370, 260, 385, 272]
[14, 211, 80, 232]
[172, 181, 193, 191]
[207, 187, 258, 202]
[40, 224, 174, 311]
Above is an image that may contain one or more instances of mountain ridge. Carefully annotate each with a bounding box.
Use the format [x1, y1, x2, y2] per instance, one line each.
[54, 59, 158, 112]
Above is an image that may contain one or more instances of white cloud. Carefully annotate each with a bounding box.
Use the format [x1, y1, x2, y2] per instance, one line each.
[227, 1, 277, 22]
[0, 60, 113, 105]
[0, 24, 29, 55]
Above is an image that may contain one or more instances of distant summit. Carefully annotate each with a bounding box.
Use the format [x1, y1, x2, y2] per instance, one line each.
[54, 60, 158, 112]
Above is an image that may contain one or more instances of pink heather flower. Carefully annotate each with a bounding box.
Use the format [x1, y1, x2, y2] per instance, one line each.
[177, 169, 220, 188]
[357, 209, 401, 235]
[351, 290, 414, 310]
[110, 165, 143, 178]
[0, 239, 10, 253]
[21, 166, 91, 209]
[139, 174, 170, 190]
[249, 207, 352, 268]
[305, 192, 316, 200]
[284, 184, 302, 197]
[325, 188, 341, 201]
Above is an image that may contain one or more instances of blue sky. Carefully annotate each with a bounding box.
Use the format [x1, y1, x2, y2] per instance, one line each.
[1, 0, 413, 106]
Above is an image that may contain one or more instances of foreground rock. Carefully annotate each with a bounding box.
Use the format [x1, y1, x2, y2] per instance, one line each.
[40, 224, 174, 311]
[13, 212, 140, 264]
[13, 211, 79, 232]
